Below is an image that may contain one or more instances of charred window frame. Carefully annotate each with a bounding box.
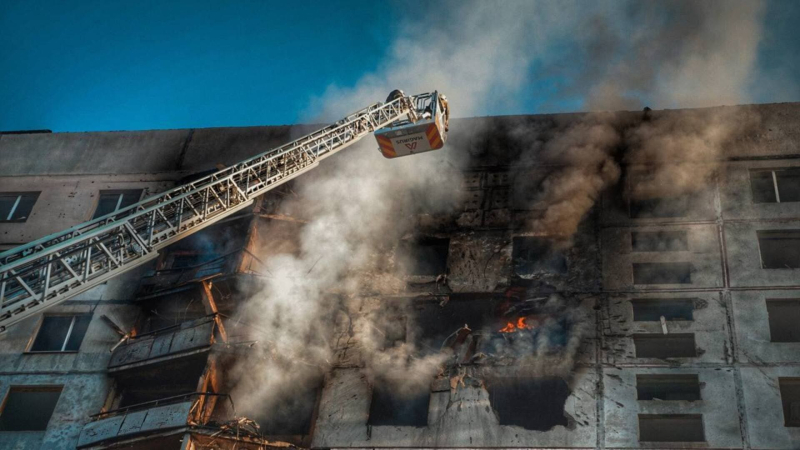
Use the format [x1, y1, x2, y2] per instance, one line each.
[399, 237, 450, 276]
[633, 334, 697, 358]
[368, 383, 429, 427]
[512, 236, 567, 276]
[638, 414, 705, 442]
[0, 386, 63, 431]
[487, 377, 570, 430]
[631, 231, 689, 252]
[750, 168, 800, 203]
[780, 378, 800, 427]
[767, 299, 800, 342]
[636, 374, 701, 401]
[0, 192, 40, 223]
[757, 230, 800, 269]
[630, 298, 694, 321]
[27, 314, 92, 353]
[632, 262, 692, 285]
[92, 189, 143, 219]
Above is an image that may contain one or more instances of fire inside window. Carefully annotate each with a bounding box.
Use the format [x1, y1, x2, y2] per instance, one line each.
[0, 192, 40, 223]
[0, 386, 63, 431]
[92, 189, 143, 219]
[750, 168, 800, 203]
[28, 315, 92, 352]
[757, 230, 800, 269]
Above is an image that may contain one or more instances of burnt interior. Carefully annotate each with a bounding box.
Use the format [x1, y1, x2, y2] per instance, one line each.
[368, 383, 430, 427]
[512, 236, 568, 276]
[487, 377, 570, 430]
[113, 354, 209, 407]
[399, 237, 450, 276]
[253, 378, 322, 437]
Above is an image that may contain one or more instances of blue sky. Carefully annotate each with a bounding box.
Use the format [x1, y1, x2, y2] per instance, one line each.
[0, 0, 798, 132]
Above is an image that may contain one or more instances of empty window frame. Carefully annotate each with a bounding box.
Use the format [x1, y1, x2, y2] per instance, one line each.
[629, 196, 691, 219]
[767, 300, 800, 342]
[636, 374, 701, 401]
[633, 334, 697, 358]
[92, 189, 143, 219]
[780, 378, 800, 427]
[488, 378, 570, 430]
[28, 315, 92, 352]
[512, 236, 567, 275]
[632, 262, 692, 284]
[757, 230, 800, 269]
[399, 238, 449, 276]
[631, 299, 694, 321]
[631, 231, 689, 252]
[750, 168, 800, 203]
[0, 386, 63, 431]
[368, 384, 429, 427]
[0, 192, 40, 223]
[638, 414, 705, 442]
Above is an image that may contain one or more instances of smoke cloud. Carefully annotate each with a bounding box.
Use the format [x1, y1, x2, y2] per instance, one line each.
[227, 0, 776, 424]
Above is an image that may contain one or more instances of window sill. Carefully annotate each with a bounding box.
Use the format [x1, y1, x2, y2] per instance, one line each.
[23, 351, 79, 355]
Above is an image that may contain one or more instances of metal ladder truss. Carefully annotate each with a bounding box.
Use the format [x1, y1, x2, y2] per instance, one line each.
[0, 93, 427, 332]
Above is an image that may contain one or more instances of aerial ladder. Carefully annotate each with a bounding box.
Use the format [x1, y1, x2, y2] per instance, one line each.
[0, 91, 449, 333]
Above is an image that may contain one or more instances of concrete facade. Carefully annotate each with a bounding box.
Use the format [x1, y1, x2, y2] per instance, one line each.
[2, 102, 800, 449]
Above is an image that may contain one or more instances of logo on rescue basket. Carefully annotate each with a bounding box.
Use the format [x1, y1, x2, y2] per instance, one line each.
[405, 142, 418, 150]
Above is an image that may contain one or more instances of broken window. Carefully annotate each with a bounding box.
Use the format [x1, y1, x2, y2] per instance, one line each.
[0, 386, 62, 431]
[750, 168, 800, 203]
[399, 237, 449, 276]
[92, 189, 143, 219]
[488, 377, 570, 430]
[767, 300, 800, 342]
[0, 192, 39, 223]
[256, 381, 321, 435]
[632, 262, 692, 284]
[631, 231, 689, 252]
[29, 315, 92, 352]
[633, 334, 697, 358]
[512, 236, 567, 275]
[757, 230, 800, 269]
[368, 383, 429, 427]
[638, 414, 705, 442]
[636, 374, 700, 401]
[631, 299, 694, 321]
[115, 354, 208, 407]
[780, 378, 800, 427]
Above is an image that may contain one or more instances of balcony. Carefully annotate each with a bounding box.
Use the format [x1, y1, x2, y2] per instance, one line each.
[77, 393, 229, 448]
[108, 315, 220, 373]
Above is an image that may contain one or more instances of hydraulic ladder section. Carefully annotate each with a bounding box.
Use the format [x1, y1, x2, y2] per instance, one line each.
[0, 94, 425, 332]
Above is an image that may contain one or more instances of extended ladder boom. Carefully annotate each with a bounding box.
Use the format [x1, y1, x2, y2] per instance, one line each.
[0, 93, 427, 332]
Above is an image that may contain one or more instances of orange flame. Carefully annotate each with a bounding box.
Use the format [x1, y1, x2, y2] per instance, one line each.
[499, 316, 535, 333]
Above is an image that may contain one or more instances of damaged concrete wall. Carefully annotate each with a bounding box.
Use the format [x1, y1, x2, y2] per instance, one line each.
[2, 102, 800, 449]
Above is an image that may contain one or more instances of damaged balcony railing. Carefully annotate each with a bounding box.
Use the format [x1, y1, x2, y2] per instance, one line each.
[108, 315, 221, 371]
[0, 94, 420, 333]
[78, 392, 233, 448]
[138, 247, 267, 296]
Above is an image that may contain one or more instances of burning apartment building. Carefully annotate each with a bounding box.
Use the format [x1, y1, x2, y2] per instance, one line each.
[2, 101, 800, 450]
